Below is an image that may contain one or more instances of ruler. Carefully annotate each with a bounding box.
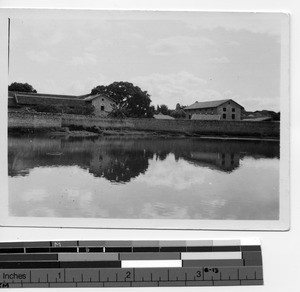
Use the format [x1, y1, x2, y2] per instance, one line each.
[0, 239, 263, 288]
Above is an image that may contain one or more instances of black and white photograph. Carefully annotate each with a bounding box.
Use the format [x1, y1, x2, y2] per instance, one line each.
[0, 9, 289, 230]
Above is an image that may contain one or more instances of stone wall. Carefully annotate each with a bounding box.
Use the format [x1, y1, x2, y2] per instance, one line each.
[62, 115, 279, 137]
[131, 119, 279, 137]
[8, 112, 279, 137]
[8, 112, 62, 129]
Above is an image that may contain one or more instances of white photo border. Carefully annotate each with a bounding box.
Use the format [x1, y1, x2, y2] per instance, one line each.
[0, 8, 290, 231]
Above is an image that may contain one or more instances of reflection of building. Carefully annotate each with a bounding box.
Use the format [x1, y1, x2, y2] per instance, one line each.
[8, 136, 278, 181]
[189, 152, 240, 172]
[184, 99, 244, 121]
[8, 91, 116, 117]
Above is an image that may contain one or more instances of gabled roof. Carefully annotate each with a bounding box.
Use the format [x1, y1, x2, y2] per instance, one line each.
[153, 113, 174, 120]
[9, 91, 86, 107]
[8, 91, 116, 107]
[184, 99, 243, 110]
[9, 91, 86, 100]
[84, 94, 116, 103]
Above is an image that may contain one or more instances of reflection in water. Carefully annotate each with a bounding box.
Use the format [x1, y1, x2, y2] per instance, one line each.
[8, 135, 280, 220]
[8, 136, 279, 180]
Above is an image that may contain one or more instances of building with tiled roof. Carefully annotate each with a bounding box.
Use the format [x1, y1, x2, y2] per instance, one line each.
[184, 99, 244, 121]
[8, 91, 116, 116]
[153, 113, 175, 120]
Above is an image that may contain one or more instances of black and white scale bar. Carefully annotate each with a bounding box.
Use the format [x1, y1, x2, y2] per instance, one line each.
[0, 239, 263, 287]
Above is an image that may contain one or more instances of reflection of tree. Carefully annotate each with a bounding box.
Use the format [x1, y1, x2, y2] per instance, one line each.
[155, 151, 169, 161]
[8, 135, 279, 182]
[89, 148, 153, 183]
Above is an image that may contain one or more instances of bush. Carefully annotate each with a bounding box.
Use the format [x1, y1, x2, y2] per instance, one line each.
[171, 109, 187, 119]
[30, 104, 95, 115]
[9, 82, 37, 93]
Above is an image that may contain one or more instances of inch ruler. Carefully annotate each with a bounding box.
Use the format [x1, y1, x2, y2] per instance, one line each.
[0, 239, 263, 288]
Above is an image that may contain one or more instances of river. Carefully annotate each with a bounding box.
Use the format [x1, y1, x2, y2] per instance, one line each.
[8, 135, 279, 220]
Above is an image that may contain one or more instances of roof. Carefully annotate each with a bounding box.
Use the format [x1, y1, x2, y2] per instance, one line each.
[9, 91, 86, 100]
[8, 91, 115, 107]
[184, 99, 243, 110]
[153, 113, 175, 120]
[84, 94, 116, 103]
[191, 114, 221, 120]
[242, 117, 272, 122]
[17, 95, 85, 107]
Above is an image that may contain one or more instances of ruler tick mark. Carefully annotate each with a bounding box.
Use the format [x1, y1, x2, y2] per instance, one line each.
[0, 240, 263, 287]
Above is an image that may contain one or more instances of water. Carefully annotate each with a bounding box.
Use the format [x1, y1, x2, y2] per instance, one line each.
[8, 135, 279, 220]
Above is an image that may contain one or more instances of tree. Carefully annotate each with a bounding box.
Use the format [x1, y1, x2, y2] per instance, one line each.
[8, 82, 37, 93]
[31, 104, 95, 115]
[171, 109, 186, 119]
[171, 103, 187, 119]
[159, 104, 169, 115]
[91, 81, 153, 118]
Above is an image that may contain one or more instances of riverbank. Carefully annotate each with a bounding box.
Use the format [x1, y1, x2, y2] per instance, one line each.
[8, 127, 280, 142]
[8, 111, 280, 140]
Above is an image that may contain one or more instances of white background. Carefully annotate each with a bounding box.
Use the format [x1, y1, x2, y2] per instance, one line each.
[0, 0, 299, 292]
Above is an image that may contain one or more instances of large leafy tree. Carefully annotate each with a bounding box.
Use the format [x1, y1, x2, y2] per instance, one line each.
[8, 82, 37, 93]
[158, 104, 170, 115]
[91, 81, 153, 118]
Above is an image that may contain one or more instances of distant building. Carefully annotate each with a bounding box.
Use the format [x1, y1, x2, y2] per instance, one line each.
[153, 113, 175, 120]
[8, 91, 116, 116]
[184, 99, 244, 121]
[83, 94, 116, 116]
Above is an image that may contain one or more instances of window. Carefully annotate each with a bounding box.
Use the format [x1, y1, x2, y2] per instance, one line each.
[223, 113, 226, 119]
[232, 114, 235, 120]
[102, 98, 104, 101]
[223, 107, 226, 111]
[232, 108, 235, 112]
[101, 106, 105, 111]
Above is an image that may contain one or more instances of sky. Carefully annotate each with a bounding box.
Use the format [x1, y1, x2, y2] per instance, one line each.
[8, 11, 286, 111]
